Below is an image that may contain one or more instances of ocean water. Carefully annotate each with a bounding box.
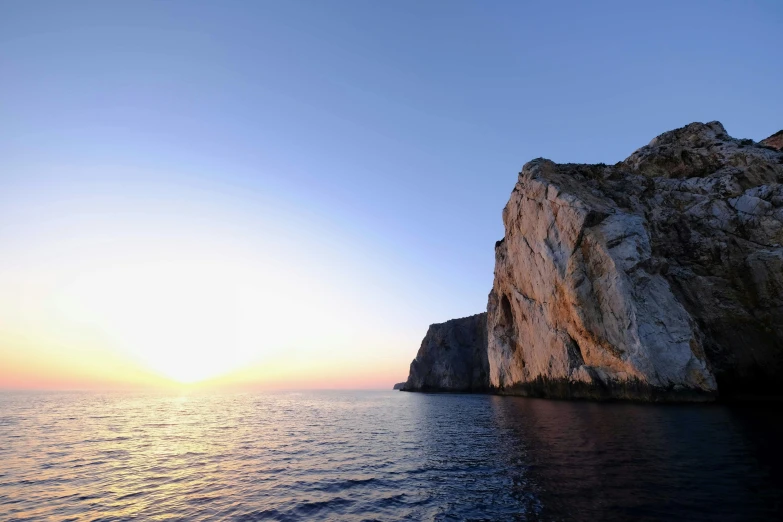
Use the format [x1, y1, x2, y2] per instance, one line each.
[0, 391, 781, 521]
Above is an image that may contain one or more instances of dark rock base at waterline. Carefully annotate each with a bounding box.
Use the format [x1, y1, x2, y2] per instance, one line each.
[401, 377, 718, 403]
[493, 377, 718, 403]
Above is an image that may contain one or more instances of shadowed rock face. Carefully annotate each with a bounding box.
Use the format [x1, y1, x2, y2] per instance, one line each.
[489, 122, 783, 400]
[402, 313, 489, 392]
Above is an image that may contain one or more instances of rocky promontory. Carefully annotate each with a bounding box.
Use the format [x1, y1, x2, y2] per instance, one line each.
[401, 313, 489, 392]
[401, 122, 783, 401]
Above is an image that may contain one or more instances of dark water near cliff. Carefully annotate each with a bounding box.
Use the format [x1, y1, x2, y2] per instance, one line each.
[1, 391, 781, 521]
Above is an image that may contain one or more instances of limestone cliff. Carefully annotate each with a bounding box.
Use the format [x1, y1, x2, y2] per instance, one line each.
[402, 313, 489, 392]
[488, 122, 783, 400]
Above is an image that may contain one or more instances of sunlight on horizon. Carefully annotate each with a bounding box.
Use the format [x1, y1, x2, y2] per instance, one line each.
[60, 257, 288, 384]
[0, 189, 419, 390]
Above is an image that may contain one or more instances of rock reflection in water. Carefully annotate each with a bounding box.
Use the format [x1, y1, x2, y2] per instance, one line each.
[488, 396, 783, 520]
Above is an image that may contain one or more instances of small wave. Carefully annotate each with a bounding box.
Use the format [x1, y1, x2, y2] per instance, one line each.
[317, 477, 380, 493]
[377, 493, 408, 508]
[294, 497, 354, 516]
[188, 495, 222, 505]
[116, 491, 144, 501]
[234, 508, 296, 522]
[70, 460, 107, 468]
[17, 479, 51, 486]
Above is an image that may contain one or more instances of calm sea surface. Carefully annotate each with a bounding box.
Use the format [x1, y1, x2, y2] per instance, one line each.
[0, 390, 781, 521]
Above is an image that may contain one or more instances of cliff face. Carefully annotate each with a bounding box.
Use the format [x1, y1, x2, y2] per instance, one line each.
[488, 122, 783, 400]
[402, 313, 489, 392]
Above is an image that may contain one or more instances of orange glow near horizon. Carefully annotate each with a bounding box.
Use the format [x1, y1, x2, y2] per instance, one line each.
[0, 171, 434, 392]
[0, 291, 409, 392]
[0, 224, 416, 392]
[0, 353, 405, 392]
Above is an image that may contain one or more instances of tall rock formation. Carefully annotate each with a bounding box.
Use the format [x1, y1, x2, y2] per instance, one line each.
[402, 313, 489, 392]
[488, 122, 783, 400]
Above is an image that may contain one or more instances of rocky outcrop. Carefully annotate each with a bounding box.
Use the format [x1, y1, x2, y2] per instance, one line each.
[392, 382, 405, 390]
[402, 313, 489, 392]
[488, 122, 783, 400]
[761, 130, 783, 151]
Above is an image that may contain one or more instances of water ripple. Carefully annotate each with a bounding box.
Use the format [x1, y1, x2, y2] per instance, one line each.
[0, 391, 781, 520]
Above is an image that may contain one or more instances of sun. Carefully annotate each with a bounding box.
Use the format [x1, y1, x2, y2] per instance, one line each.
[58, 257, 289, 384]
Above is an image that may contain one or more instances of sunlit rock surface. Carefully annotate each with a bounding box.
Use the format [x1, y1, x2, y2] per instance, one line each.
[761, 130, 783, 151]
[402, 313, 489, 392]
[488, 122, 783, 400]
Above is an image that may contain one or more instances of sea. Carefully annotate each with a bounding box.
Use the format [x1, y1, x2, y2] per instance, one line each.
[0, 390, 781, 521]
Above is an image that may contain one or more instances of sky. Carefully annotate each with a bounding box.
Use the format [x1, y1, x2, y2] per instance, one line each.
[1, 0, 781, 390]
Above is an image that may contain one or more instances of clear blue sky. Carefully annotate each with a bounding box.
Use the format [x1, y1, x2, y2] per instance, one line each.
[1, 1, 781, 386]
